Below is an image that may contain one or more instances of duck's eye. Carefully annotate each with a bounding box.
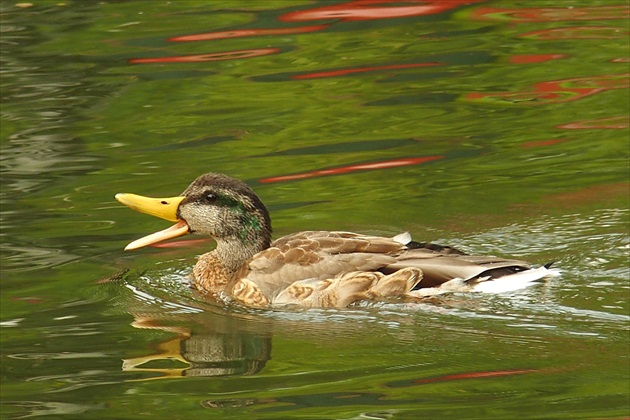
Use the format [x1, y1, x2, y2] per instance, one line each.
[205, 193, 217, 202]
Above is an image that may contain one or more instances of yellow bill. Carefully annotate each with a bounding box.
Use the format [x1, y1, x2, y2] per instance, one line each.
[115, 193, 185, 222]
[115, 193, 189, 250]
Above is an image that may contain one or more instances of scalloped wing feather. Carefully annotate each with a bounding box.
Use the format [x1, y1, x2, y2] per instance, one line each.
[235, 231, 406, 300]
[273, 267, 422, 308]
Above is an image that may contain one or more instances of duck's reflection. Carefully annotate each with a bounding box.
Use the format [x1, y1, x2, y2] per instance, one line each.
[119, 280, 272, 379]
[122, 324, 271, 378]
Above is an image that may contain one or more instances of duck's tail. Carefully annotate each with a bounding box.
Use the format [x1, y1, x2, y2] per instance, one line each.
[469, 263, 560, 293]
[407, 263, 560, 297]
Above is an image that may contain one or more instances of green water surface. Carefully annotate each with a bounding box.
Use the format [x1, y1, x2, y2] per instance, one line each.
[1, 1, 629, 419]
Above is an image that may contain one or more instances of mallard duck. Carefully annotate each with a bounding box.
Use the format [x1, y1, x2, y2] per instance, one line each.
[115, 173, 557, 308]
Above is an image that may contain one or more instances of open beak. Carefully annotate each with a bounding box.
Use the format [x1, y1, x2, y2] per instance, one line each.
[115, 193, 189, 250]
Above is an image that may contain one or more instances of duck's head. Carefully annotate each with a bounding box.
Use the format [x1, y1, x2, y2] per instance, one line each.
[116, 173, 272, 252]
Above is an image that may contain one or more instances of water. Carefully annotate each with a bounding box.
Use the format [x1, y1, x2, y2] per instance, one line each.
[1, 1, 629, 418]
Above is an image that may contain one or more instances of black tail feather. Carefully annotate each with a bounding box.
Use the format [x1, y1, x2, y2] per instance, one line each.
[406, 241, 466, 255]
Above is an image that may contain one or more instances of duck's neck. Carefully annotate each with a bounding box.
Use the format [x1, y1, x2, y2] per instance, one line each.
[193, 235, 269, 293]
[216, 237, 266, 274]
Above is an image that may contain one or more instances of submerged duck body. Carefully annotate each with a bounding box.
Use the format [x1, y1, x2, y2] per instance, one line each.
[115, 173, 557, 308]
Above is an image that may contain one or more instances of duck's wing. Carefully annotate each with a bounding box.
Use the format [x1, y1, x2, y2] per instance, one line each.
[228, 231, 551, 307]
[233, 231, 407, 300]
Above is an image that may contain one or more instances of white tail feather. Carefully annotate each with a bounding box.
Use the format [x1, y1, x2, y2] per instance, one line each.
[393, 232, 412, 244]
[408, 266, 560, 297]
[471, 267, 560, 293]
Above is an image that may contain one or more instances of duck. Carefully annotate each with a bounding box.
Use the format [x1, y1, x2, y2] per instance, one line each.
[115, 172, 558, 308]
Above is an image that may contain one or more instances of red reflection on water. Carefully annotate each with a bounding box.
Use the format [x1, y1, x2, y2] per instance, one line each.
[292, 62, 442, 79]
[538, 182, 630, 208]
[259, 155, 444, 183]
[132, 1, 483, 65]
[10, 296, 44, 304]
[466, 73, 630, 104]
[412, 368, 537, 385]
[471, 5, 629, 22]
[169, 25, 330, 42]
[521, 138, 570, 148]
[280, 0, 484, 22]
[129, 48, 280, 64]
[520, 26, 629, 40]
[557, 115, 629, 130]
[509, 54, 568, 64]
